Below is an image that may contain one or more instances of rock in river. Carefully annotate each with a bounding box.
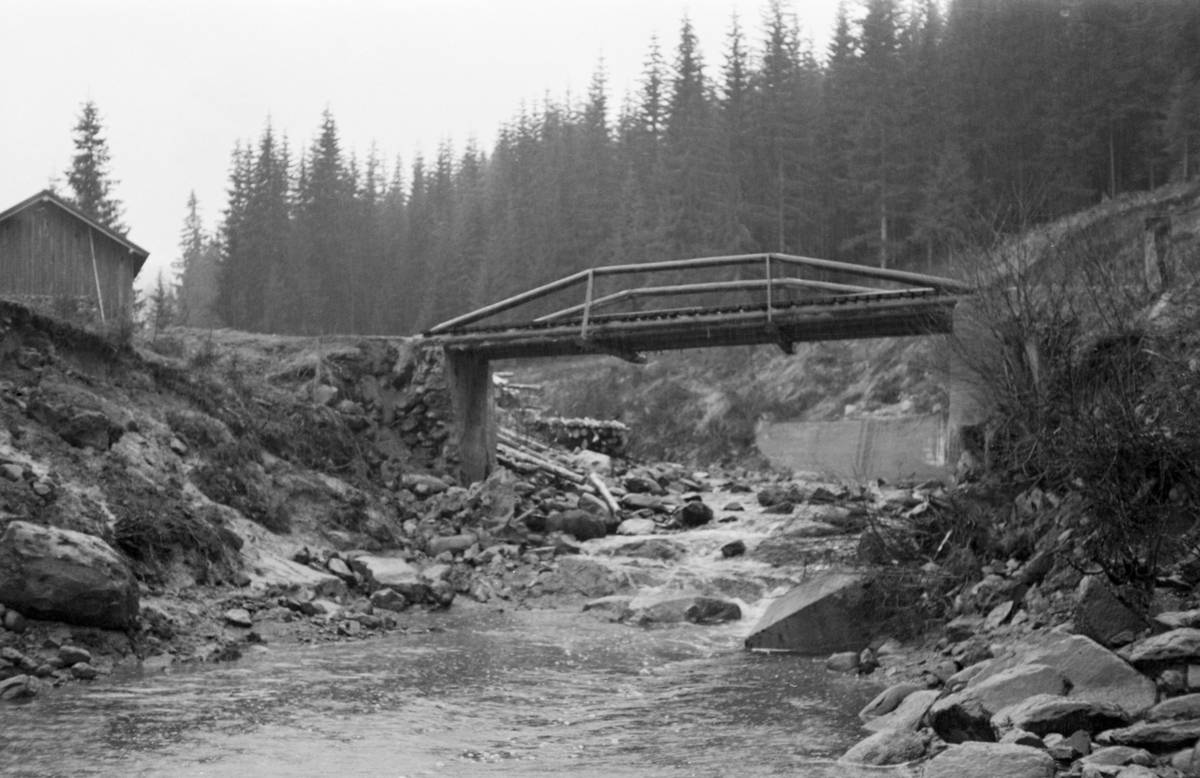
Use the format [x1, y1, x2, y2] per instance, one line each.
[744, 571, 873, 654]
[839, 729, 928, 766]
[677, 502, 713, 528]
[58, 645, 92, 666]
[616, 518, 657, 536]
[223, 608, 254, 628]
[369, 588, 408, 613]
[0, 674, 37, 701]
[624, 592, 741, 625]
[597, 538, 686, 561]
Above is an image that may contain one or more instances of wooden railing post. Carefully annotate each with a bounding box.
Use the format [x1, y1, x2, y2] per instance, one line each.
[765, 254, 773, 324]
[581, 269, 595, 341]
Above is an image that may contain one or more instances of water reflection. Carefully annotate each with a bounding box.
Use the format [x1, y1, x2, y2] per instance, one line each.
[0, 607, 916, 778]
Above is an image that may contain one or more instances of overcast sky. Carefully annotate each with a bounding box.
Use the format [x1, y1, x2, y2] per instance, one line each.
[2, 0, 843, 291]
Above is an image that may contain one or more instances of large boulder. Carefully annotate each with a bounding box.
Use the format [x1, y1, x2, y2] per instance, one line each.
[544, 511, 607, 541]
[860, 682, 927, 721]
[923, 742, 1055, 778]
[930, 664, 1070, 743]
[992, 694, 1131, 738]
[622, 474, 665, 495]
[1119, 628, 1200, 669]
[677, 502, 713, 528]
[757, 484, 805, 507]
[1101, 719, 1200, 749]
[744, 572, 874, 654]
[1079, 746, 1155, 769]
[864, 690, 941, 733]
[1074, 576, 1149, 647]
[615, 518, 657, 536]
[0, 521, 138, 629]
[349, 555, 430, 603]
[971, 634, 1156, 717]
[1145, 693, 1200, 722]
[28, 402, 123, 451]
[619, 493, 667, 513]
[838, 729, 928, 766]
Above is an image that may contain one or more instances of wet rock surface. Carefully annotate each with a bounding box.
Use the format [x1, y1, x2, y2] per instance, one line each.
[923, 742, 1056, 778]
[744, 571, 873, 653]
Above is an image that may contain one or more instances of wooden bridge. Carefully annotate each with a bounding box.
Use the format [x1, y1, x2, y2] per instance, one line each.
[424, 253, 971, 483]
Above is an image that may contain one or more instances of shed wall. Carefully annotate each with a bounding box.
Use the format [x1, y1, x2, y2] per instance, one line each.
[0, 205, 137, 319]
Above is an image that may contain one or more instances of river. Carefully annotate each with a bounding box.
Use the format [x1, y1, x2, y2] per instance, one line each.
[0, 605, 925, 778]
[0, 482, 923, 778]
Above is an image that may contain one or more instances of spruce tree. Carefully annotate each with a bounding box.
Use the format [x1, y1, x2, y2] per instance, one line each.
[845, 0, 906, 268]
[573, 62, 619, 266]
[818, 3, 864, 260]
[664, 16, 738, 257]
[175, 192, 223, 327]
[1165, 70, 1200, 181]
[720, 14, 752, 234]
[912, 141, 977, 263]
[65, 100, 125, 232]
[147, 271, 177, 341]
[746, 1, 819, 256]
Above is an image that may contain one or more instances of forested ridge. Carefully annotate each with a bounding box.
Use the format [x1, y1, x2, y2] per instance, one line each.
[173, 0, 1200, 336]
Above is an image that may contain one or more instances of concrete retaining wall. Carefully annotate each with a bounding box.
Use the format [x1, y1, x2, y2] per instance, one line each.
[755, 413, 948, 482]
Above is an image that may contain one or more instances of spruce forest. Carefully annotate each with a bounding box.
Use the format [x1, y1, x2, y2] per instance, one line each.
[176, 0, 1200, 336]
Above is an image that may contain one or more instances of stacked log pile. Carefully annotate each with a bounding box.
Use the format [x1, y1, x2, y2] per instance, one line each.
[527, 416, 629, 457]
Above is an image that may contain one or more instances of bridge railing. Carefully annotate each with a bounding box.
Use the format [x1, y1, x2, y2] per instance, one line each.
[425, 252, 971, 336]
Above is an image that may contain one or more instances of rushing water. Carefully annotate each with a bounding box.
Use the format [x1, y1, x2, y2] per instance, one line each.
[0, 606, 917, 778]
[0, 484, 925, 778]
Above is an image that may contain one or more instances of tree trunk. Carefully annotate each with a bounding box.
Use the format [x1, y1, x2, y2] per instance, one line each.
[1109, 124, 1117, 199]
[879, 198, 889, 270]
[777, 157, 785, 252]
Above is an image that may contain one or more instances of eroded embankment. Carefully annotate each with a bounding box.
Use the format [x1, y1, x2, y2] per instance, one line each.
[0, 310, 896, 700]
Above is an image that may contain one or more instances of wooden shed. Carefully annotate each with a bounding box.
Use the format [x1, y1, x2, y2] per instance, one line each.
[0, 190, 149, 321]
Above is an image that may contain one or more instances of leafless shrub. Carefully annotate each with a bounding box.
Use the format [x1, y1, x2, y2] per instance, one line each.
[952, 208, 1200, 589]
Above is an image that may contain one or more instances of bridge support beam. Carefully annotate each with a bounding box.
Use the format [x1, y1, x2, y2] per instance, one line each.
[445, 349, 496, 485]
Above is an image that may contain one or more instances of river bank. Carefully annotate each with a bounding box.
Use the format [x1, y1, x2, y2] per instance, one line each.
[7, 442, 1200, 777]
[7, 307, 1200, 777]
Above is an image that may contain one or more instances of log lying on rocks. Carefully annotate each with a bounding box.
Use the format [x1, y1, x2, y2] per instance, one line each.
[497, 442, 585, 484]
[497, 427, 557, 456]
[588, 472, 620, 515]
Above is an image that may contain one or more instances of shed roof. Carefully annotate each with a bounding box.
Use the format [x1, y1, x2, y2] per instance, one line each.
[0, 190, 150, 272]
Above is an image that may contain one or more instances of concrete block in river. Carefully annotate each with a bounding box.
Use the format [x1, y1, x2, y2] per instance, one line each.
[744, 571, 874, 654]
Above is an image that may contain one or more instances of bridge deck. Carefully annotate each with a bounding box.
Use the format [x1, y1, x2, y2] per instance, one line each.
[431, 288, 958, 360]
